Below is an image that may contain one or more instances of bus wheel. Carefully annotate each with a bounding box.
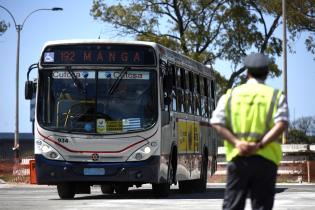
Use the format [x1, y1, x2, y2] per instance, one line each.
[178, 180, 194, 193]
[100, 184, 114, 194]
[194, 154, 208, 193]
[57, 183, 75, 199]
[114, 184, 129, 194]
[152, 183, 170, 198]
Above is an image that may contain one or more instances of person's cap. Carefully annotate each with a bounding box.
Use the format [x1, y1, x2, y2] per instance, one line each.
[244, 53, 270, 69]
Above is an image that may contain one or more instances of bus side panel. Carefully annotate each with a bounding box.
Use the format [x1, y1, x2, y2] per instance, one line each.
[176, 115, 190, 181]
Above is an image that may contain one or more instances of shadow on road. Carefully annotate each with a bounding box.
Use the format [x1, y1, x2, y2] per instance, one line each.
[68, 187, 288, 200]
[70, 188, 225, 200]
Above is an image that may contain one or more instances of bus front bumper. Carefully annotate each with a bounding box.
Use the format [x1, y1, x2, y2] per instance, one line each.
[35, 154, 160, 185]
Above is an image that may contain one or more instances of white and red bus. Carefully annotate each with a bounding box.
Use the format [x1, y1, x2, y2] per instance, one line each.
[25, 40, 219, 199]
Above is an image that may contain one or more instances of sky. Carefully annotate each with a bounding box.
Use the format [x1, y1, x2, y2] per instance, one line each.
[0, 0, 315, 133]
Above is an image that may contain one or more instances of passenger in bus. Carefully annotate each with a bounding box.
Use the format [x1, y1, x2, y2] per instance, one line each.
[210, 53, 289, 210]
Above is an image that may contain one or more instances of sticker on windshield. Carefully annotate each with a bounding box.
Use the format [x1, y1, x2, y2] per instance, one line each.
[96, 119, 106, 133]
[123, 118, 141, 131]
[52, 71, 95, 79]
[44, 52, 55, 62]
[106, 121, 123, 132]
[100, 71, 149, 80]
[96, 118, 141, 133]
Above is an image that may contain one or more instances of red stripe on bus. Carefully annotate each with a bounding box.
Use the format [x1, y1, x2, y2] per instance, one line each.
[37, 129, 154, 154]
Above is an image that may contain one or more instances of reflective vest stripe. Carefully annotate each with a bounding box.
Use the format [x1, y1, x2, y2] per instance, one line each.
[265, 89, 280, 132]
[226, 89, 233, 130]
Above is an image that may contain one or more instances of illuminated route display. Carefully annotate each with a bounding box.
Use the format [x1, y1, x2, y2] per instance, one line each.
[40, 44, 156, 66]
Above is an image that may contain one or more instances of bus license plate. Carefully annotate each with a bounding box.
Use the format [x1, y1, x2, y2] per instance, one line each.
[83, 168, 105, 175]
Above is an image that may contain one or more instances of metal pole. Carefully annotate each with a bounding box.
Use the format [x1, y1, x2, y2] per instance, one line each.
[13, 25, 21, 162]
[282, 0, 288, 144]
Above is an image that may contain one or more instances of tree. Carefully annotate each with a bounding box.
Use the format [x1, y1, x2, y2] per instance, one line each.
[90, 0, 314, 92]
[285, 0, 315, 59]
[0, 20, 8, 36]
[288, 129, 310, 144]
[289, 116, 315, 144]
[291, 116, 315, 136]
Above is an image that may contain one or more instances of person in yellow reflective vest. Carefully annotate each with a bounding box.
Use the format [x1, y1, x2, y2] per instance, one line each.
[210, 53, 289, 210]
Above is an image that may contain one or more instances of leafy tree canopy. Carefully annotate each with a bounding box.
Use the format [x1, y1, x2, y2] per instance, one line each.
[91, 0, 315, 92]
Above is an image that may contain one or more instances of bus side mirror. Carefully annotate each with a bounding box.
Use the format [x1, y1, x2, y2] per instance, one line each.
[25, 81, 34, 100]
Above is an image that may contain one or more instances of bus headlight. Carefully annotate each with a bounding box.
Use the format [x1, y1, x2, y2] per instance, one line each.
[36, 140, 64, 161]
[127, 142, 158, 161]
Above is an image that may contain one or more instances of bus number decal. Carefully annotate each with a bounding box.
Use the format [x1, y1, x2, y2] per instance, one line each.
[57, 137, 69, 143]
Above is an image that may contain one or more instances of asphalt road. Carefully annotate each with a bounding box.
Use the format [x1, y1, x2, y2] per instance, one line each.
[0, 183, 315, 210]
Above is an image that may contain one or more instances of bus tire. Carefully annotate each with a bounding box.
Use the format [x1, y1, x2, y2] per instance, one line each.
[101, 184, 114, 194]
[152, 183, 170, 198]
[114, 184, 129, 194]
[57, 183, 75, 199]
[152, 148, 175, 198]
[178, 180, 194, 193]
[194, 151, 208, 193]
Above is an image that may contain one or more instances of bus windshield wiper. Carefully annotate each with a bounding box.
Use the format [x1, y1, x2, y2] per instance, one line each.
[108, 66, 130, 95]
[66, 66, 86, 94]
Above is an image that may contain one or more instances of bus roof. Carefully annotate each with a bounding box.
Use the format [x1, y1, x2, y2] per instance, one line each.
[41, 39, 158, 49]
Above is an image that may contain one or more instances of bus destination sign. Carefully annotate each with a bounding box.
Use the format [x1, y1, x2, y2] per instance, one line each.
[41, 44, 156, 66]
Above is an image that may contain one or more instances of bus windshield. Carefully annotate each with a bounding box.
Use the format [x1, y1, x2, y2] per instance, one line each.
[37, 69, 158, 134]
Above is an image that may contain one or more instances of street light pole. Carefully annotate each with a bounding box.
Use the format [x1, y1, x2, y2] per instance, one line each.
[15, 24, 21, 160]
[282, 0, 288, 144]
[0, 6, 63, 162]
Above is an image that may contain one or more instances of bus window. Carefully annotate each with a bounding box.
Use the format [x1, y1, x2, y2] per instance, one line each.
[185, 70, 190, 92]
[38, 69, 158, 133]
[203, 77, 208, 97]
[179, 68, 186, 112]
[189, 72, 195, 114]
[204, 78, 210, 117]
[207, 79, 212, 116]
[210, 79, 216, 112]
[189, 72, 194, 92]
[180, 68, 186, 89]
[200, 77, 204, 96]
[169, 64, 177, 112]
[176, 67, 181, 88]
[200, 77, 207, 117]
[183, 70, 191, 114]
[171, 64, 176, 88]
[176, 67, 184, 112]
[162, 61, 173, 111]
[194, 74, 201, 116]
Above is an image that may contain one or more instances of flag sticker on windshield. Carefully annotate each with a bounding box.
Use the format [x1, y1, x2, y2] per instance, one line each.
[123, 118, 141, 131]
